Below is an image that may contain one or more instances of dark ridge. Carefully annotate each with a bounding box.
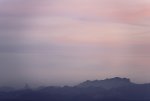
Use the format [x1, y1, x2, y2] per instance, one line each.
[77, 77, 133, 89]
[0, 77, 150, 101]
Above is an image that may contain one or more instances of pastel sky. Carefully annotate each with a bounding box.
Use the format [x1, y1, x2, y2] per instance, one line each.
[0, 0, 150, 87]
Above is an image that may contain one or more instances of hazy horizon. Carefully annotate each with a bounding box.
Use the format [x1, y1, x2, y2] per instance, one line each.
[0, 0, 150, 87]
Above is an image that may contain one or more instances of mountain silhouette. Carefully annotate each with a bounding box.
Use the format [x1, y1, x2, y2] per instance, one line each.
[77, 77, 133, 89]
[0, 77, 150, 101]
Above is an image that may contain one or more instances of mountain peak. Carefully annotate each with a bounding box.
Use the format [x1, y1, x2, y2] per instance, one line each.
[77, 77, 133, 89]
[104, 77, 131, 82]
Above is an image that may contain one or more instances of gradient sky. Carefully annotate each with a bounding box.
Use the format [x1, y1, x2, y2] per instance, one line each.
[0, 0, 150, 87]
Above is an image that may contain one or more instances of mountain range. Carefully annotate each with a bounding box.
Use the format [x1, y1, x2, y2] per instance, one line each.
[0, 77, 150, 101]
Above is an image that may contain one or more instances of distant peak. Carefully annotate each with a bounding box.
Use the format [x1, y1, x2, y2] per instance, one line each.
[77, 77, 133, 89]
[104, 77, 131, 82]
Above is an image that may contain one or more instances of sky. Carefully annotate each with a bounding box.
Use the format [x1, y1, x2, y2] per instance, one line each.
[0, 0, 150, 87]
